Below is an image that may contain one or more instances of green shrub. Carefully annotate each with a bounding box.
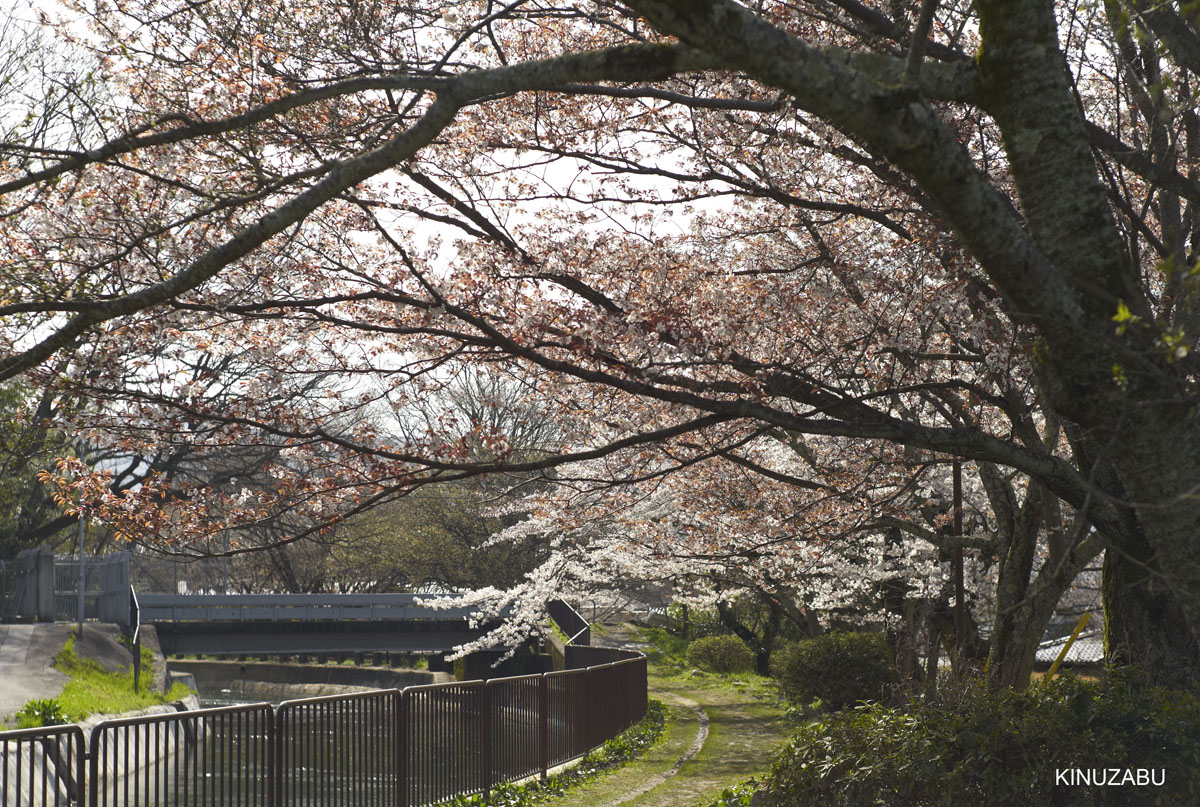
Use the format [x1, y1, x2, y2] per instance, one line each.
[667, 603, 735, 639]
[772, 631, 891, 709]
[768, 641, 797, 678]
[766, 675, 1200, 807]
[697, 780, 760, 807]
[15, 698, 67, 728]
[686, 635, 755, 673]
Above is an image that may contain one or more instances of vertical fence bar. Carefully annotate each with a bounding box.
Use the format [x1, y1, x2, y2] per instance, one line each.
[481, 681, 492, 794]
[398, 689, 409, 807]
[538, 673, 549, 776]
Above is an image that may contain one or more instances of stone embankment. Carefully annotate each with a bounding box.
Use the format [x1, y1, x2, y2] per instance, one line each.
[168, 658, 445, 703]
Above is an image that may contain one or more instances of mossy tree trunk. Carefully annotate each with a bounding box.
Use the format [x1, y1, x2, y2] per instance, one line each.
[1104, 548, 1200, 691]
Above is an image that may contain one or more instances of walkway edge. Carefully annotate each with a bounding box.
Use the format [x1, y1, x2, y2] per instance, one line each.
[603, 690, 710, 807]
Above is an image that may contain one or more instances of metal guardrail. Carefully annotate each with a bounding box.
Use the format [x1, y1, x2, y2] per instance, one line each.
[0, 548, 133, 626]
[0, 652, 647, 807]
[546, 600, 590, 646]
[53, 553, 132, 626]
[89, 702, 273, 807]
[0, 723, 87, 807]
[137, 593, 483, 623]
[276, 688, 398, 806]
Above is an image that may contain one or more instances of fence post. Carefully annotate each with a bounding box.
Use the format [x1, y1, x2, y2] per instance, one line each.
[76, 522, 86, 629]
[271, 704, 283, 807]
[88, 725, 101, 807]
[481, 681, 493, 794]
[132, 633, 141, 694]
[584, 666, 595, 752]
[538, 674, 549, 779]
[35, 546, 54, 622]
[397, 689, 408, 807]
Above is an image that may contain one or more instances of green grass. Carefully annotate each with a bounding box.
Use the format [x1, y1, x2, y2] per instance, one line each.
[530, 625, 791, 807]
[451, 699, 669, 807]
[546, 618, 572, 646]
[16, 634, 192, 727]
[629, 626, 691, 674]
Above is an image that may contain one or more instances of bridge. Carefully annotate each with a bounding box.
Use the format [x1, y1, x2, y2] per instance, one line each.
[3, 549, 509, 658]
[138, 592, 502, 657]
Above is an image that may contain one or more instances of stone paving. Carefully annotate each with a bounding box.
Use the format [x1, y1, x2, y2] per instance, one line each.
[0, 623, 72, 725]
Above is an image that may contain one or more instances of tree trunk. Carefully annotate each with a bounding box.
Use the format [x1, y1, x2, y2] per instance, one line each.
[924, 619, 941, 700]
[985, 589, 1059, 691]
[1103, 548, 1200, 691]
[715, 598, 780, 676]
[985, 513, 1104, 691]
[1118, 440, 1200, 655]
[930, 599, 987, 679]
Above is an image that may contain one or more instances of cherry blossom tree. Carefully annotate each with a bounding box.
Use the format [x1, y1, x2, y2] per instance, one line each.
[4, 0, 1200, 688]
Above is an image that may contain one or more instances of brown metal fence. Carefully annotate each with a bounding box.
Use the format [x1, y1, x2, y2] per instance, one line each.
[1, 723, 87, 806]
[0, 653, 646, 807]
[88, 702, 274, 807]
[276, 689, 398, 807]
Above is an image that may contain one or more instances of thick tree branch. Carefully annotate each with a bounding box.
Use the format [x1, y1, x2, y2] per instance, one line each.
[624, 0, 1081, 338]
[0, 43, 718, 382]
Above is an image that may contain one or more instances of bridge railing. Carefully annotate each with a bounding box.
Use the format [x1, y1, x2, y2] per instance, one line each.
[0, 549, 132, 626]
[137, 593, 484, 623]
[546, 599, 590, 646]
[0, 651, 648, 807]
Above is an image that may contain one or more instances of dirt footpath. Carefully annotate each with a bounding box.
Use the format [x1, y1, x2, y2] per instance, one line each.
[553, 621, 789, 807]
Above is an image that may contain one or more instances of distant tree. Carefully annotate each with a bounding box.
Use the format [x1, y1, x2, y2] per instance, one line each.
[328, 481, 541, 591]
[327, 370, 557, 591]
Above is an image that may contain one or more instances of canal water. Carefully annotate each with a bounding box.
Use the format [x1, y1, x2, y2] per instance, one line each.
[200, 681, 379, 708]
[130, 678, 480, 807]
[88, 675, 409, 806]
[112, 696, 404, 807]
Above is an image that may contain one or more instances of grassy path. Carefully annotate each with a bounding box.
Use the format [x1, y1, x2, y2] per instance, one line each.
[548, 627, 790, 807]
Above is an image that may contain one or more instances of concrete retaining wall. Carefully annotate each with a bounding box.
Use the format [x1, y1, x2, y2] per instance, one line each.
[3, 736, 78, 807]
[78, 696, 203, 798]
[168, 660, 439, 698]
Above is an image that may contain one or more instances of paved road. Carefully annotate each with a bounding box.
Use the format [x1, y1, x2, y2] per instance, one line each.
[0, 623, 72, 724]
